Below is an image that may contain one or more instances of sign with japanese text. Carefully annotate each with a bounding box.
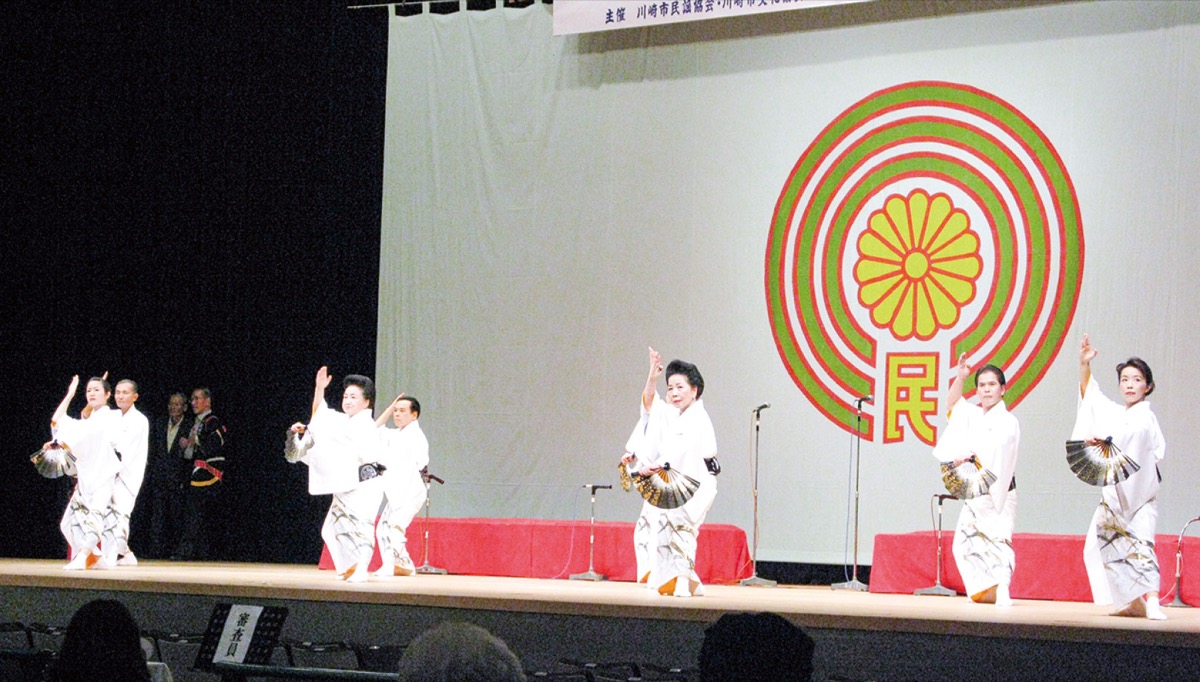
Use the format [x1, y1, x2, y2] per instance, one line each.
[552, 0, 868, 36]
[212, 604, 264, 664]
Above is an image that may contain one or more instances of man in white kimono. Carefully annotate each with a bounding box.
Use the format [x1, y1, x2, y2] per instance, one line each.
[300, 366, 387, 582]
[43, 376, 123, 570]
[932, 354, 1020, 607]
[104, 379, 150, 566]
[373, 394, 429, 577]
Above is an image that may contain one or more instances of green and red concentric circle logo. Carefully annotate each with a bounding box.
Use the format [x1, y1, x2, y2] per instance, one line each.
[765, 81, 1083, 444]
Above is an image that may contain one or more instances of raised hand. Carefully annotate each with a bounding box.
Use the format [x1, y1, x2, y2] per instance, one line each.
[1080, 334, 1098, 366]
[945, 353, 971, 412]
[315, 365, 333, 391]
[647, 346, 664, 379]
[52, 375, 82, 425]
[954, 352, 971, 383]
[375, 392, 407, 427]
[642, 347, 665, 411]
[1078, 334, 1097, 397]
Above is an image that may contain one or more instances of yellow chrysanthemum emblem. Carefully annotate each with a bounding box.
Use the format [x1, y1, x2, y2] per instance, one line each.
[853, 189, 982, 341]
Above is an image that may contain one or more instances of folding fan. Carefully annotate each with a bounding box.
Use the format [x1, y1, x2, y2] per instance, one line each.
[616, 459, 632, 492]
[632, 464, 701, 510]
[30, 442, 74, 479]
[1065, 437, 1140, 486]
[939, 456, 997, 500]
[284, 426, 311, 463]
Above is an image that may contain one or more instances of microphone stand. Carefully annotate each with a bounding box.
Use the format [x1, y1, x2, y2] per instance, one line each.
[833, 397, 869, 592]
[741, 405, 776, 587]
[416, 470, 447, 575]
[915, 494, 957, 596]
[570, 484, 611, 581]
[1167, 515, 1200, 607]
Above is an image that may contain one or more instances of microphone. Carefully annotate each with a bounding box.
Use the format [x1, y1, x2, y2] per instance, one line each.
[853, 394, 873, 405]
[583, 483, 613, 490]
[935, 494, 957, 502]
[752, 402, 770, 413]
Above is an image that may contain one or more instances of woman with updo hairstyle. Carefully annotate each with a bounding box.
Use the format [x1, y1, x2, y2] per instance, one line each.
[932, 353, 1021, 607]
[42, 375, 124, 570]
[619, 346, 718, 597]
[52, 599, 151, 682]
[1074, 334, 1167, 620]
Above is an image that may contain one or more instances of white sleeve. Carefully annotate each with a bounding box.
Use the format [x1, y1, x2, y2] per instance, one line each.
[1071, 376, 1119, 440]
[932, 401, 978, 462]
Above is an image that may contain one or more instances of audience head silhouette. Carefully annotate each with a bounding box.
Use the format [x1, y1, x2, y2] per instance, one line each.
[54, 599, 151, 682]
[699, 611, 814, 681]
[397, 621, 525, 682]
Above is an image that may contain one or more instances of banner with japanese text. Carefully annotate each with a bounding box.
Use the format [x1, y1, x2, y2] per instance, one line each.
[552, 0, 869, 36]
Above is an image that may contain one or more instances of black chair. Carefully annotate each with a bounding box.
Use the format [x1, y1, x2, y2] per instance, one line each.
[0, 648, 53, 682]
[0, 625, 31, 650]
[637, 663, 695, 681]
[528, 672, 595, 682]
[355, 645, 403, 673]
[24, 625, 66, 654]
[147, 632, 221, 682]
[282, 641, 360, 671]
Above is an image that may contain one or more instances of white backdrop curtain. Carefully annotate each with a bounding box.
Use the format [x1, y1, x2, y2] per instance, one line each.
[377, 1, 1200, 564]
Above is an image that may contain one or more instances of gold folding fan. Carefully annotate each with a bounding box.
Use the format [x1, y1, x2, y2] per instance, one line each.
[939, 456, 997, 500]
[284, 426, 310, 463]
[30, 442, 74, 479]
[1065, 437, 1140, 486]
[616, 459, 632, 492]
[632, 464, 701, 510]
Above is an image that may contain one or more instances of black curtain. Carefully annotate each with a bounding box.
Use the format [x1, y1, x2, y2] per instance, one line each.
[0, 1, 388, 563]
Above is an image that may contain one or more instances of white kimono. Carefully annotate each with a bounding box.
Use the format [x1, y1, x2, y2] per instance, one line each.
[51, 406, 123, 560]
[630, 395, 718, 596]
[623, 406, 664, 584]
[305, 401, 387, 576]
[375, 420, 429, 571]
[932, 399, 1020, 598]
[107, 405, 150, 558]
[1073, 376, 1165, 606]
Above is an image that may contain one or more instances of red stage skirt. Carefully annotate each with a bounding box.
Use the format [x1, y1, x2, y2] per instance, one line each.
[870, 531, 1200, 604]
[318, 517, 753, 584]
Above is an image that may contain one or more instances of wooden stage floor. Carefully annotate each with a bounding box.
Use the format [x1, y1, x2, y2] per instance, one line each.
[2, 558, 1197, 651]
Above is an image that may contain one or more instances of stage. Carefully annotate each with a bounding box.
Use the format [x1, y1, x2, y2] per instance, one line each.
[2, 559, 1198, 680]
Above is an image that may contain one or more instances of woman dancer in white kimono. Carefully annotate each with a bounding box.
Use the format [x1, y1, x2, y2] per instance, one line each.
[294, 366, 387, 582]
[43, 376, 123, 569]
[932, 354, 1020, 607]
[1074, 334, 1166, 620]
[621, 347, 718, 597]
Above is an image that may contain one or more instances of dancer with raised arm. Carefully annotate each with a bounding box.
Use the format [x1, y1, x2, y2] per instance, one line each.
[932, 353, 1020, 606]
[623, 346, 718, 597]
[373, 393, 429, 577]
[40, 376, 123, 569]
[1074, 334, 1166, 620]
[300, 366, 387, 582]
